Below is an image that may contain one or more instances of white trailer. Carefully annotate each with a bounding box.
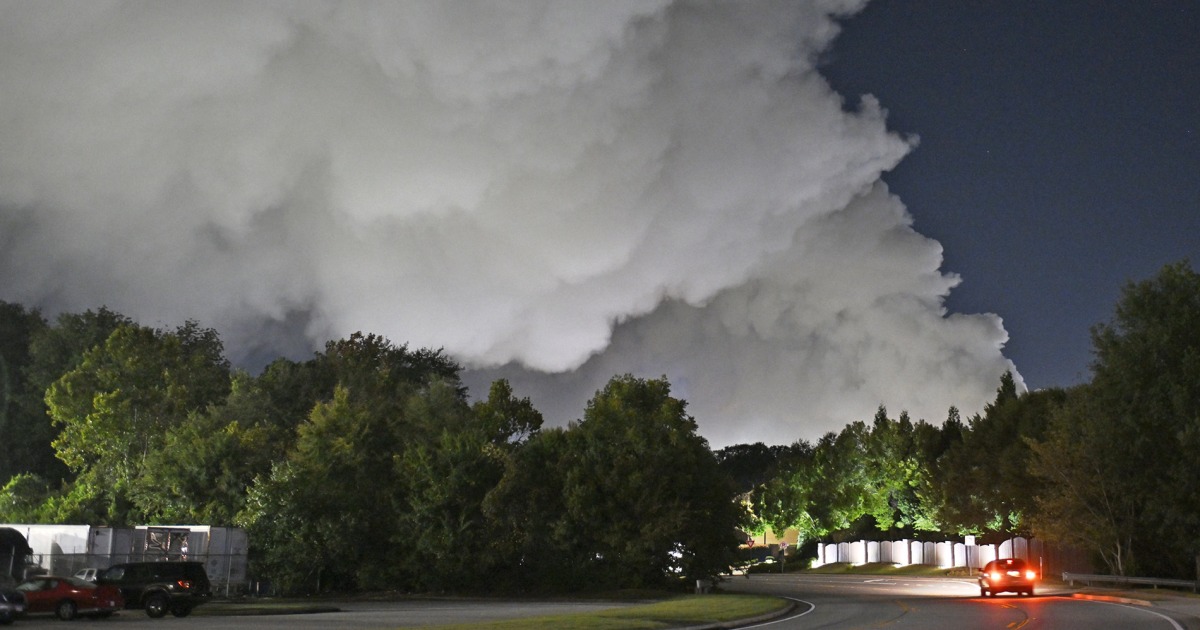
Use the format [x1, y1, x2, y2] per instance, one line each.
[0, 524, 248, 595]
[134, 525, 248, 595]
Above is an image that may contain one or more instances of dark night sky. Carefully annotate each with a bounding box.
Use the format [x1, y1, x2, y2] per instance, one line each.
[823, 0, 1200, 390]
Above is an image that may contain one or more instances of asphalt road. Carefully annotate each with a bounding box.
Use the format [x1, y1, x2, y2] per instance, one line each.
[15, 576, 1197, 628]
[725, 574, 1193, 629]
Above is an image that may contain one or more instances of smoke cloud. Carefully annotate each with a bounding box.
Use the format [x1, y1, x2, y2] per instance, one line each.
[0, 0, 1018, 446]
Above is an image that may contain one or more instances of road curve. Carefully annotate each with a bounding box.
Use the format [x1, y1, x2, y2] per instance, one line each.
[723, 573, 1193, 629]
[42, 577, 1196, 629]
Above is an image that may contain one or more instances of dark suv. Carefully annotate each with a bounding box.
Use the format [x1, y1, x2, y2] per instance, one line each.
[97, 561, 211, 618]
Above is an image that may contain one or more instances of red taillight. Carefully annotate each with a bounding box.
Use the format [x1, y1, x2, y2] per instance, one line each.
[989, 572, 1002, 581]
[176, 579, 193, 589]
[1025, 570, 1036, 580]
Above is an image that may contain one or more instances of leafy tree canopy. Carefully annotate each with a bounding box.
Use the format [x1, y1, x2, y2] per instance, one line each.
[1030, 261, 1200, 577]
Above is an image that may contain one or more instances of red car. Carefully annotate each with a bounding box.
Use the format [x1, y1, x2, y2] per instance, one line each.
[16, 576, 124, 620]
[978, 558, 1037, 597]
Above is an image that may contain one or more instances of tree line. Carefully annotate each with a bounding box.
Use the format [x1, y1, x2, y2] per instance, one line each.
[0, 313, 740, 593]
[0, 260, 1197, 589]
[721, 260, 1200, 579]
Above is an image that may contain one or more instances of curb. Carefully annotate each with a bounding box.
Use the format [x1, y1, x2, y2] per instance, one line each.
[1072, 593, 1154, 607]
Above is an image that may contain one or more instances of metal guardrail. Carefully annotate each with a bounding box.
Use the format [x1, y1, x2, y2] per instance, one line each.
[1062, 572, 1197, 592]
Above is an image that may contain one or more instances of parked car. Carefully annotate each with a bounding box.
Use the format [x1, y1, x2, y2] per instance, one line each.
[15, 576, 123, 620]
[0, 583, 26, 625]
[74, 568, 100, 582]
[97, 561, 211, 618]
[979, 557, 1037, 597]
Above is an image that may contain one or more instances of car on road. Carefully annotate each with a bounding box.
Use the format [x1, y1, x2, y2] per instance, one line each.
[0, 583, 26, 626]
[98, 561, 211, 618]
[979, 557, 1037, 597]
[15, 576, 124, 620]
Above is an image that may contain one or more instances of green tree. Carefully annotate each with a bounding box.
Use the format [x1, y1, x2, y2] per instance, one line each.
[1091, 261, 1200, 577]
[485, 375, 744, 591]
[905, 409, 963, 533]
[864, 409, 945, 534]
[45, 321, 231, 524]
[750, 441, 820, 541]
[239, 387, 387, 592]
[25, 308, 132, 389]
[563, 375, 743, 588]
[0, 302, 49, 482]
[807, 422, 877, 537]
[0, 473, 53, 522]
[131, 369, 308, 525]
[482, 427, 575, 590]
[249, 356, 337, 437]
[20, 307, 132, 484]
[1030, 261, 1200, 577]
[396, 380, 537, 590]
[932, 373, 1063, 536]
[237, 335, 467, 592]
[731, 441, 811, 537]
[1028, 386, 1138, 575]
[752, 407, 953, 546]
[470, 379, 543, 447]
[716, 442, 808, 496]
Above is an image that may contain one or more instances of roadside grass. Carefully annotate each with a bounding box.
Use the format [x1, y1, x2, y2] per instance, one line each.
[426, 594, 789, 630]
[806, 559, 955, 573]
[198, 600, 342, 616]
[805, 562, 971, 577]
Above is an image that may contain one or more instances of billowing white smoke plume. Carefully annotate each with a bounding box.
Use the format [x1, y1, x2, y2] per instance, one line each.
[0, 0, 1018, 446]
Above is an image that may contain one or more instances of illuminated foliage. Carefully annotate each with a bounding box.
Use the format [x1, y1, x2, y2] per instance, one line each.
[932, 376, 1064, 536]
[0, 473, 52, 523]
[747, 407, 948, 544]
[45, 321, 231, 524]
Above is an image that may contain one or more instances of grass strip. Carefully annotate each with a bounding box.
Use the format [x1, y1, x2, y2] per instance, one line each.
[197, 601, 342, 616]
[428, 594, 789, 630]
[804, 562, 964, 577]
